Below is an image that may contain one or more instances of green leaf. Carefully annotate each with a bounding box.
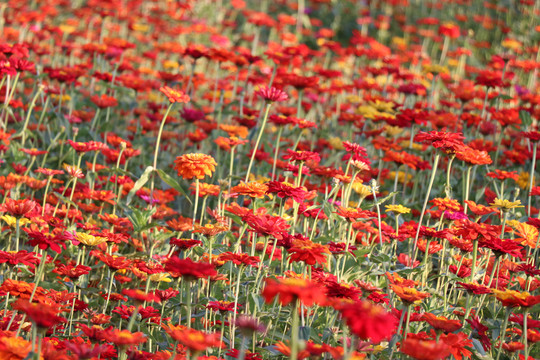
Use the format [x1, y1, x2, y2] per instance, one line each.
[55, 193, 79, 209]
[155, 169, 192, 205]
[520, 110, 533, 127]
[367, 191, 398, 208]
[352, 248, 371, 258]
[126, 166, 154, 205]
[370, 253, 391, 264]
[127, 206, 157, 233]
[299, 326, 311, 341]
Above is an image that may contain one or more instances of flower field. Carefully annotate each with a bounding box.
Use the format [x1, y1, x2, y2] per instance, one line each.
[0, 0, 540, 359]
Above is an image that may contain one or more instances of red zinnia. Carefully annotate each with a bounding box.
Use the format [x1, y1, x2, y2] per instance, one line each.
[338, 299, 397, 343]
[160, 86, 190, 103]
[255, 86, 288, 102]
[261, 277, 326, 306]
[414, 131, 465, 153]
[400, 338, 452, 360]
[12, 299, 66, 329]
[422, 313, 462, 333]
[3, 198, 37, 217]
[164, 257, 218, 280]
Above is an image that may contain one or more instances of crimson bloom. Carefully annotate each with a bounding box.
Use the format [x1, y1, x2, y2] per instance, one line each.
[414, 131, 465, 153]
[164, 257, 218, 280]
[262, 277, 326, 306]
[466, 316, 491, 351]
[338, 299, 397, 343]
[121, 289, 161, 304]
[244, 213, 290, 238]
[0, 250, 39, 268]
[2, 198, 37, 217]
[266, 181, 307, 203]
[400, 338, 452, 360]
[12, 299, 66, 329]
[283, 149, 321, 163]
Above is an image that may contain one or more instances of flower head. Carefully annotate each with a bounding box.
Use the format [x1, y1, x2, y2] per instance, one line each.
[338, 299, 397, 343]
[261, 277, 326, 307]
[174, 153, 217, 180]
[160, 86, 190, 103]
[255, 86, 288, 102]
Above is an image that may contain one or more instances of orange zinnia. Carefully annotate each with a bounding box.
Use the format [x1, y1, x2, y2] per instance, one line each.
[288, 239, 331, 266]
[492, 289, 540, 308]
[0, 336, 34, 360]
[391, 284, 431, 304]
[165, 327, 224, 353]
[262, 277, 326, 307]
[174, 153, 217, 180]
[159, 86, 190, 103]
[193, 223, 229, 237]
[230, 181, 269, 198]
[422, 313, 462, 333]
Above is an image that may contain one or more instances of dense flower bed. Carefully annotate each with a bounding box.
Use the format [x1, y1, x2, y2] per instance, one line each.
[0, 1, 539, 359]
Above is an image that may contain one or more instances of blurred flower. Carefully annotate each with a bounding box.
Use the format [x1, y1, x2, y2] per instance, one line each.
[159, 86, 190, 103]
[261, 277, 326, 306]
[338, 299, 397, 343]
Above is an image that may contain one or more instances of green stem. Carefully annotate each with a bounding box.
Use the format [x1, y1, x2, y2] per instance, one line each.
[528, 143, 537, 217]
[245, 103, 271, 181]
[470, 239, 479, 283]
[20, 86, 44, 147]
[388, 305, 408, 360]
[495, 307, 511, 360]
[523, 309, 529, 360]
[289, 300, 300, 360]
[192, 179, 200, 229]
[463, 166, 472, 213]
[412, 153, 440, 260]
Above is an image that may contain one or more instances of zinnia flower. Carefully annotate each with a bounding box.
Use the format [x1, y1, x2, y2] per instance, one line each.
[2, 198, 36, 217]
[164, 327, 224, 353]
[160, 86, 190, 103]
[255, 86, 288, 102]
[400, 338, 452, 360]
[422, 313, 462, 333]
[338, 299, 397, 343]
[174, 153, 217, 180]
[164, 257, 218, 280]
[261, 277, 326, 306]
[12, 299, 66, 329]
[414, 131, 465, 154]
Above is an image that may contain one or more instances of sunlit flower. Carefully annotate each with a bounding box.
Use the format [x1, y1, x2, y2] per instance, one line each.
[174, 153, 217, 180]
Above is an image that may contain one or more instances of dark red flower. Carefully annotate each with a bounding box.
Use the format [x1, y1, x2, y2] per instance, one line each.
[243, 213, 290, 238]
[266, 181, 307, 203]
[414, 131, 465, 153]
[338, 299, 397, 343]
[164, 258, 218, 280]
[12, 299, 66, 329]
